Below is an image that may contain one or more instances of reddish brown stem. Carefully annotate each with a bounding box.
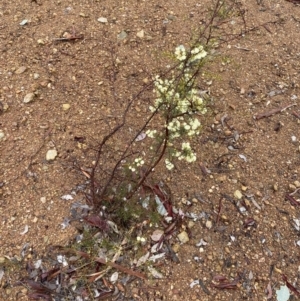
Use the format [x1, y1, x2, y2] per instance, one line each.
[95, 257, 147, 280]
[285, 194, 300, 207]
[126, 125, 169, 200]
[292, 111, 300, 119]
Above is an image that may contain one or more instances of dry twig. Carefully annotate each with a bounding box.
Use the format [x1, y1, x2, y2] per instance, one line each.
[253, 103, 296, 120]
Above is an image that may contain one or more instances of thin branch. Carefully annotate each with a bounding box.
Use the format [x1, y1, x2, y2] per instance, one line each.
[126, 124, 170, 200]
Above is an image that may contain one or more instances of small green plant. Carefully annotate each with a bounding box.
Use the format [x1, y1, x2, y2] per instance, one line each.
[19, 1, 257, 300]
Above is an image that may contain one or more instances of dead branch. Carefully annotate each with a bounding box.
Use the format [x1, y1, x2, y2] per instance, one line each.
[253, 103, 296, 120]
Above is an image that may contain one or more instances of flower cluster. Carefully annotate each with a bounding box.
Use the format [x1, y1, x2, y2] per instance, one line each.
[167, 116, 201, 139]
[178, 142, 196, 163]
[175, 44, 207, 65]
[128, 157, 144, 173]
[190, 45, 207, 63]
[136, 236, 146, 244]
[151, 44, 207, 122]
[149, 44, 207, 169]
[165, 158, 174, 170]
[145, 129, 157, 138]
[129, 44, 207, 173]
[174, 45, 187, 61]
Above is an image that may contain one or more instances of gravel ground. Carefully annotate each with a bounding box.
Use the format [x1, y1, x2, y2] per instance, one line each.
[1, 0, 300, 300]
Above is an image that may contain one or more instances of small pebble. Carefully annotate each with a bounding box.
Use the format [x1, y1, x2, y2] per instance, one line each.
[191, 198, 198, 203]
[23, 93, 35, 103]
[46, 149, 57, 161]
[177, 231, 189, 243]
[234, 190, 243, 199]
[188, 221, 195, 229]
[294, 181, 300, 188]
[117, 30, 127, 40]
[15, 66, 27, 74]
[97, 17, 108, 23]
[241, 185, 248, 191]
[205, 220, 212, 229]
[221, 214, 228, 221]
[137, 30, 144, 38]
[20, 19, 28, 26]
[62, 104, 71, 111]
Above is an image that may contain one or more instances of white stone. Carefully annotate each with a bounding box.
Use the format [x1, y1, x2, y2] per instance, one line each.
[234, 190, 243, 199]
[205, 220, 212, 229]
[62, 104, 70, 110]
[137, 30, 144, 38]
[97, 17, 108, 23]
[46, 149, 57, 161]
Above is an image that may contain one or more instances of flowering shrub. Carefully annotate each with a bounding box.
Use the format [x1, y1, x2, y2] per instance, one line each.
[135, 44, 208, 171]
